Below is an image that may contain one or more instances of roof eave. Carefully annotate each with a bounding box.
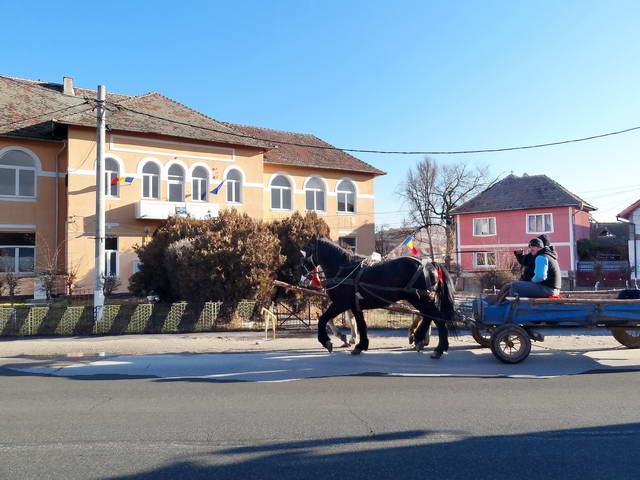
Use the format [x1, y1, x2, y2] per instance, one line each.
[263, 159, 385, 176]
[451, 204, 593, 215]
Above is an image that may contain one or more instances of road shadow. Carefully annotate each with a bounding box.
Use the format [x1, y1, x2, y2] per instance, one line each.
[105, 423, 640, 480]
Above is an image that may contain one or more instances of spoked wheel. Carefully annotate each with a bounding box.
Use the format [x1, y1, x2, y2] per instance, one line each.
[470, 325, 492, 348]
[490, 325, 531, 364]
[609, 327, 640, 348]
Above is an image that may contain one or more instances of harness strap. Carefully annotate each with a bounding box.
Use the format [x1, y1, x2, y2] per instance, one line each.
[353, 267, 365, 311]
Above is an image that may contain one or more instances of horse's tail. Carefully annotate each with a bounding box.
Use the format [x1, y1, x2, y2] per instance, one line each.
[438, 265, 457, 337]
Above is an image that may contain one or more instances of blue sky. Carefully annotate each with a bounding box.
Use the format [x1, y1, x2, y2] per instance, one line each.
[4, 0, 639, 225]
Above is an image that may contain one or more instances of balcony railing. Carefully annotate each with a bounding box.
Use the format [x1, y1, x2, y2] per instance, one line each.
[135, 200, 219, 220]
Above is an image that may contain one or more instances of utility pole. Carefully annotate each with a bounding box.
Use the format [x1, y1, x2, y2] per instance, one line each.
[93, 85, 106, 320]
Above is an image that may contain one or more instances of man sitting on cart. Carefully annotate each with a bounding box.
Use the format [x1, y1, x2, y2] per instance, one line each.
[501, 237, 561, 300]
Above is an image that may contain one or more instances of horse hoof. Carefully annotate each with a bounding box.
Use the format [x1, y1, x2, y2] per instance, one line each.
[408, 334, 415, 345]
[415, 341, 425, 352]
[430, 351, 443, 359]
[351, 348, 362, 355]
[324, 341, 333, 353]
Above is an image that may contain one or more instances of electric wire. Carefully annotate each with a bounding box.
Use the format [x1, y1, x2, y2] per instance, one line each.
[109, 101, 640, 156]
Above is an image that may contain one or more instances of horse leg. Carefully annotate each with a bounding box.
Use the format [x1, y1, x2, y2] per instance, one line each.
[408, 314, 422, 345]
[413, 317, 432, 352]
[326, 319, 349, 347]
[350, 309, 369, 355]
[317, 303, 347, 352]
[407, 300, 436, 354]
[430, 319, 450, 359]
[345, 310, 357, 344]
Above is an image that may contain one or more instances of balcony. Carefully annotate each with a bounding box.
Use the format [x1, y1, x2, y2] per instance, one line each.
[135, 200, 219, 220]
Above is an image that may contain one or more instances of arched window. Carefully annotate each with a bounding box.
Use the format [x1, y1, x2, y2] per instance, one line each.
[105, 158, 120, 197]
[270, 175, 292, 210]
[141, 162, 160, 199]
[226, 169, 242, 203]
[192, 166, 209, 202]
[337, 179, 356, 213]
[305, 177, 325, 212]
[0, 149, 36, 197]
[168, 164, 185, 202]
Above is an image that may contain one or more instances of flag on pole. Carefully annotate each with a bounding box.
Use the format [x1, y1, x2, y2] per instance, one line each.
[210, 179, 225, 194]
[402, 235, 419, 255]
[111, 177, 134, 185]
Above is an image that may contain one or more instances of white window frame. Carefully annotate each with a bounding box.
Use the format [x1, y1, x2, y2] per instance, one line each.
[105, 237, 119, 279]
[336, 180, 356, 214]
[270, 175, 293, 211]
[141, 162, 160, 200]
[105, 158, 120, 198]
[474, 251, 497, 268]
[226, 168, 243, 204]
[305, 177, 326, 213]
[191, 167, 209, 203]
[472, 217, 497, 237]
[338, 236, 357, 253]
[167, 165, 185, 202]
[0, 149, 38, 199]
[0, 245, 35, 273]
[526, 213, 554, 234]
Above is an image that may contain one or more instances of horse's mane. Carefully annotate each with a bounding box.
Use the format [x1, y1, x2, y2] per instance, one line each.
[317, 238, 366, 264]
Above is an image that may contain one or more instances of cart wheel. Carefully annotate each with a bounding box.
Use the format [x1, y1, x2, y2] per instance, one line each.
[609, 327, 640, 349]
[490, 325, 531, 364]
[471, 325, 492, 348]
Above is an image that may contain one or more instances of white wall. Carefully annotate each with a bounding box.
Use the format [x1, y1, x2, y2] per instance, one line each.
[630, 208, 640, 281]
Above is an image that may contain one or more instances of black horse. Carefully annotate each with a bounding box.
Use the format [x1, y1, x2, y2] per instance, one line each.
[300, 237, 456, 359]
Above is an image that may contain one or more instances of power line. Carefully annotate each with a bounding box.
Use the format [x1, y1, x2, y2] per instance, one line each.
[0, 101, 92, 129]
[110, 101, 640, 155]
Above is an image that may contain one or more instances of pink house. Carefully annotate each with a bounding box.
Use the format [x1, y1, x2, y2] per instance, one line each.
[451, 174, 595, 276]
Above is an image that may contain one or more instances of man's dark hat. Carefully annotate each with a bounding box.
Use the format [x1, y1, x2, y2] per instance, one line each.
[529, 238, 544, 248]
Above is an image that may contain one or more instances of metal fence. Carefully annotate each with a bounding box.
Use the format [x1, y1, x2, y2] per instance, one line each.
[0, 298, 472, 337]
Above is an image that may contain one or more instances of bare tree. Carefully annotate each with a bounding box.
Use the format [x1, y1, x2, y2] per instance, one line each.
[399, 157, 495, 268]
[37, 238, 64, 302]
[0, 254, 20, 304]
[63, 261, 81, 297]
[101, 273, 121, 298]
[374, 224, 391, 257]
[4, 271, 20, 304]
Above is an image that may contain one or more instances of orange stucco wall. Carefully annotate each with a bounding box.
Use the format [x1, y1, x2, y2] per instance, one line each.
[0, 137, 66, 295]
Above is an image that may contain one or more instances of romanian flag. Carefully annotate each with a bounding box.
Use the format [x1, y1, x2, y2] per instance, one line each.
[210, 179, 225, 195]
[111, 176, 134, 185]
[402, 235, 419, 255]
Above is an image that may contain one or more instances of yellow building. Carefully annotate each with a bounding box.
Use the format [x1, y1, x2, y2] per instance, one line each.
[0, 75, 384, 296]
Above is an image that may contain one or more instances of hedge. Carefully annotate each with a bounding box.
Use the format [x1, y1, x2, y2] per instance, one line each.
[0, 300, 260, 337]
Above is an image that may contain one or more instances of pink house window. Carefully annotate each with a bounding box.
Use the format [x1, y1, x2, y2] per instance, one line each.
[473, 217, 496, 236]
[474, 251, 496, 268]
[527, 213, 553, 234]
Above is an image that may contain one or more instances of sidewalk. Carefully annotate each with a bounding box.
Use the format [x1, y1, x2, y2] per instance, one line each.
[0, 328, 622, 358]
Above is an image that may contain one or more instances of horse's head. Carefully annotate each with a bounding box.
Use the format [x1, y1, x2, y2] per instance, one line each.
[299, 238, 319, 287]
[425, 263, 443, 293]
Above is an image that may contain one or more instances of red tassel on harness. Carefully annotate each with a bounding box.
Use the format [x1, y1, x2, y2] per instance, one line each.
[437, 265, 444, 285]
[311, 268, 322, 288]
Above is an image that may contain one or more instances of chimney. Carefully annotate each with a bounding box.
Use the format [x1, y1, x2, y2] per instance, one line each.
[63, 76, 75, 96]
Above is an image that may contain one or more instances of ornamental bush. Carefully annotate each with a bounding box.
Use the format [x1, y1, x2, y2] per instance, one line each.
[130, 211, 330, 306]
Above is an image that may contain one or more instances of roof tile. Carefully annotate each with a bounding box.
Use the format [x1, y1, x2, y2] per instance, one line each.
[451, 174, 596, 214]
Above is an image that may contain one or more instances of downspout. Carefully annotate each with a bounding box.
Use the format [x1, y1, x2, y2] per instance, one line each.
[54, 141, 67, 268]
[617, 215, 637, 282]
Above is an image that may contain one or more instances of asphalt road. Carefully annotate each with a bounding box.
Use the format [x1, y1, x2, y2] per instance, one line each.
[1, 363, 640, 480]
